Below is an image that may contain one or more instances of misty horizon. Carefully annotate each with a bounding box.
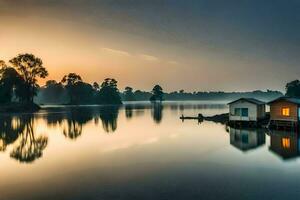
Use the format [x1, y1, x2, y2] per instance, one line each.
[1, 0, 300, 91]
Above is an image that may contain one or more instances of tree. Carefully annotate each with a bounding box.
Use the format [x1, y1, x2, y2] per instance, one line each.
[61, 73, 83, 104]
[93, 82, 100, 91]
[95, 78, 122, 105]
[286, 80, 300, 98]
[0, 60, 7, 68]
[0, 66, 25, 104]
[38, 80, 66, 104]
[124, 86, 135, 101]
[150, 84, 164, 102]
[9, 54, 48, 104]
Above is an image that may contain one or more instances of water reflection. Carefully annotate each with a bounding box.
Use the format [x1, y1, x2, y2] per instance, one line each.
[151, 103, 163, 124]
[0, 115, 48, 163]
[0, 116, 24, 151]
[228, 127, 266, 152]
[0, 102, 228, 164]
[269, 130, 300, 160]
[125, 104, 133, 119]
[98, 106, 119, 133]
[62, 108, 94, 139]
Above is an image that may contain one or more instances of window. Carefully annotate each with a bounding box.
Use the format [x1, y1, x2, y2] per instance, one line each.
[282, 138, 290, 149]
[234, 108, 248, 117]
[241, 108, 248, 117]
[282, 108, 290, 116]
[234, 108, 241, 116]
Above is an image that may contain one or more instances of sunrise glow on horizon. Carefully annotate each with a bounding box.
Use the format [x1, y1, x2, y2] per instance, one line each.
[1, 0, 300, 92]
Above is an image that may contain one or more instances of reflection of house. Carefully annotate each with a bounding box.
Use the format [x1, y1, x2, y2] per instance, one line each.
[228, 98, 266, 122]
[268, 97, 300, 128]
[229, 127, 266, 151]
[269, 130, 299, 160]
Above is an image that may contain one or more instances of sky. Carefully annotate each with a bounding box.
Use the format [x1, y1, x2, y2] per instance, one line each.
[0, 0, 300, 92]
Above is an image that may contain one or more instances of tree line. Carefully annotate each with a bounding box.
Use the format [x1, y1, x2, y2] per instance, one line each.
[0, 53, 164, 107]
[122, 88, 283, 102]
[1, 53, 289, 108]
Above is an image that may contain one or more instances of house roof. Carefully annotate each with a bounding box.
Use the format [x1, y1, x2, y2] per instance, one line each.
[268, 96, 300, 105]
[228, 98, 265, 105]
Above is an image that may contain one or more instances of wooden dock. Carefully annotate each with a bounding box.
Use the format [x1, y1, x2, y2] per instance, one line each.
[180, 113, 228, 124]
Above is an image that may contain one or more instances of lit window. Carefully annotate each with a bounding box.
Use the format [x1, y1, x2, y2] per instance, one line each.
[282, 138, 290, 149]
[282, 108, 290, 116]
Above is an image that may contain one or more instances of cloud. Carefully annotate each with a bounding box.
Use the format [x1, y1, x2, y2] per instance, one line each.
[102, 48, 162, 63]
[139, 54, 159, 62]
[102, 48, 131, 57]
[167, 60, 179, 65]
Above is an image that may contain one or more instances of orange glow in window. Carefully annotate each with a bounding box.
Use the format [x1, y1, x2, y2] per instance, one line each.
[282, 108, 290, 116]
[282, 138, 290, 149]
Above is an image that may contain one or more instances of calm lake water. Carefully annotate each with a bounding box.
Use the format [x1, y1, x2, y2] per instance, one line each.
[1, 101, 300, 200]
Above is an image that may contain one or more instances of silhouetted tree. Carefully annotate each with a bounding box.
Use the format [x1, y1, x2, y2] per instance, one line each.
[61, 73, 83, 104]
[74, 81, 94, 104]
[93, 82, 100, 91]
[9, 54, 48, 104]
[95, 78, 122, 105]
[133, 90, 152, 101]
[0, 60, 6, 68]
[286, 80, 300, 98]
[124, 86, 135, 101]
[38, 80, 67, 104]
[0, 66, 25, 104]
[150, 85, 164, 102]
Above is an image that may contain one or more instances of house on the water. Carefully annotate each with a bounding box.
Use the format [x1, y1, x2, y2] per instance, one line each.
[268, 97, 300, 128]
[228, 98, 266, 125]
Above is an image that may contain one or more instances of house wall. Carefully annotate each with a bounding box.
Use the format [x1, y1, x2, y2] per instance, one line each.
[257, 104, 266, 119]
[270, 100, 298, 122]
[229, 101, 258, 121]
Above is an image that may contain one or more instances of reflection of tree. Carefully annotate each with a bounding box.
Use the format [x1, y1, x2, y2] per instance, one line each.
[125, 105, 133, 119]
[9, 116, 48, 163]
[151, 103, 163, 124]
[63, 119, 82, 140]
[99, 106, 119, 133]
[45, 113, 64, 127]
[0, 116, 25, 151]
[62, 108, 93, 140]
